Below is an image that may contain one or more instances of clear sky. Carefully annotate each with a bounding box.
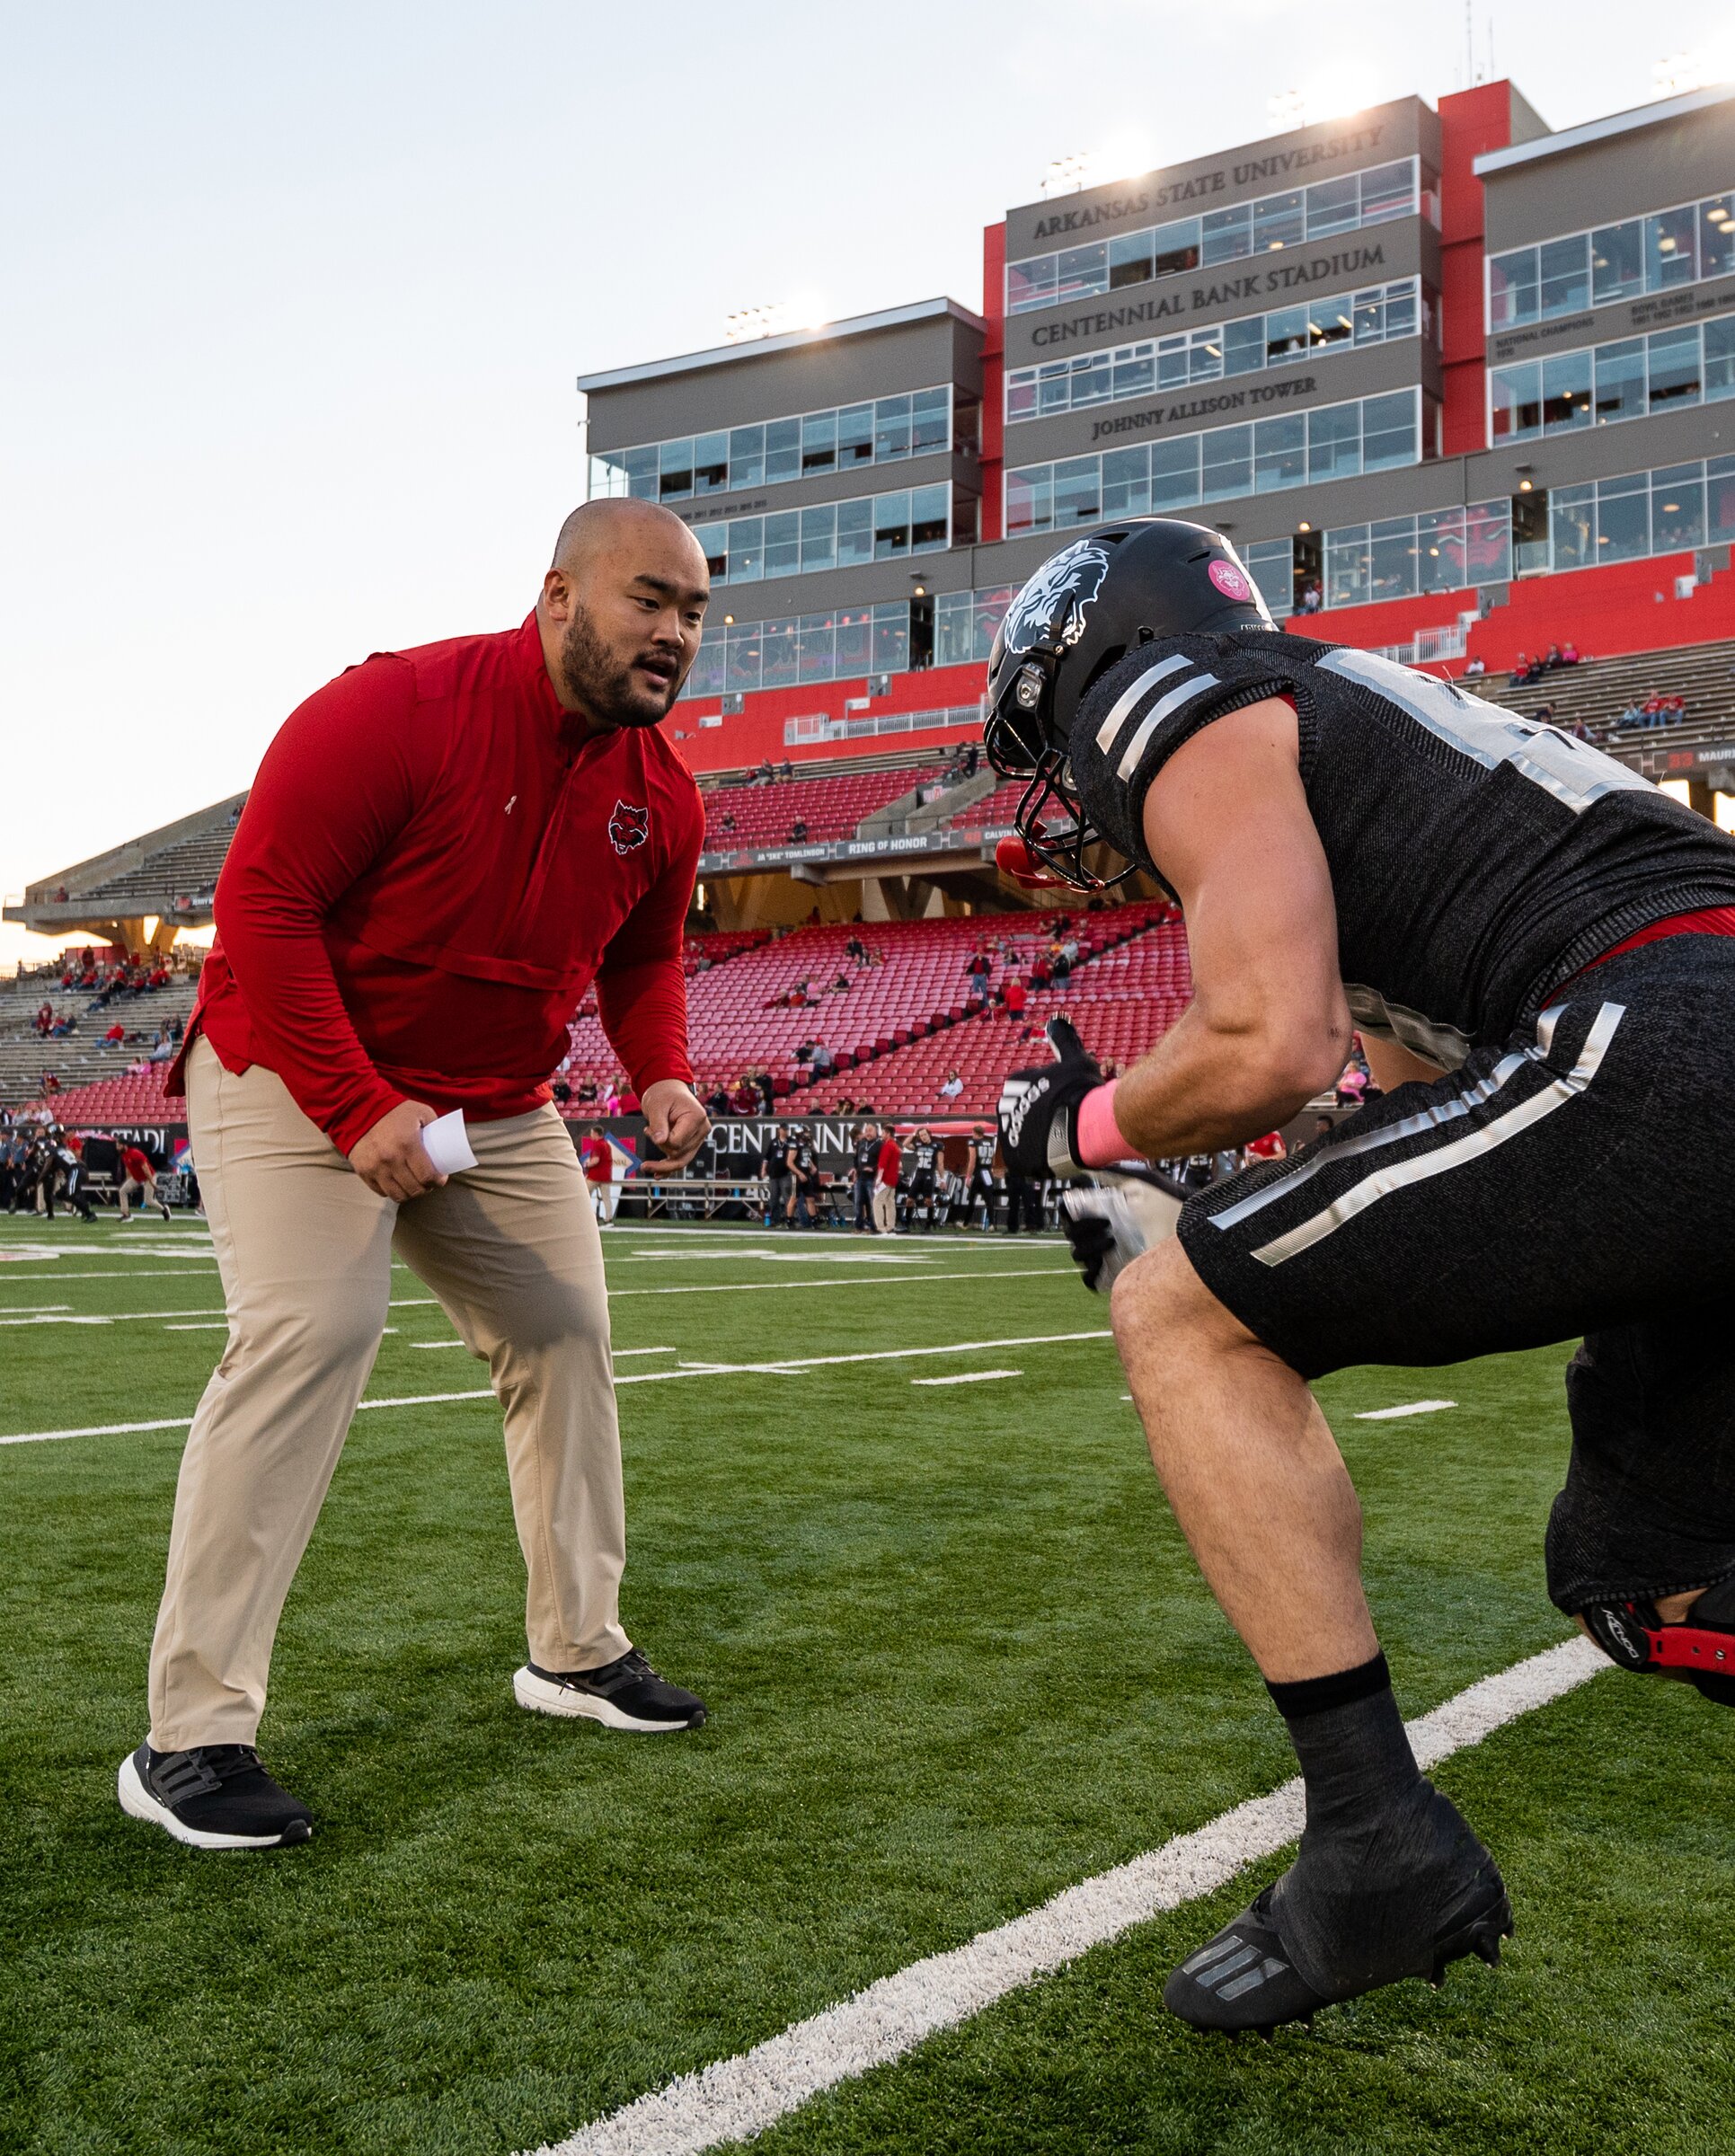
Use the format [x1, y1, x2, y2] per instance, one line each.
[4, 1, 1732, 966]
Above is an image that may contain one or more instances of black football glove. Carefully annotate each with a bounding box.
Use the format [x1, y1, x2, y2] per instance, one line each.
[997, 1018, 1103, 1179]
[1061, 1165, 1188, 1294]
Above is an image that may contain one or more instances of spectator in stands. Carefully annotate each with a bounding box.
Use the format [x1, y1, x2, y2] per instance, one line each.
[1297, 583, 1322, 614]
[34, 1000, 52, 1035]
[810, 1039, 834, 1078]
[793, 1039, 812, 1065]
[966, 948, 990, 977]
[1544, 643, 1562, 670]
[40, 1071, 61, 1095]
[118, 1141, 172, 1223]
[845, 934, 866, 964]
[938, 1069, 963, 1100]
[1003, 974, 1027, 1017]
[1464, 655, 1486, 677]
[1560, 640, 1580, 666]
[780, 760, 793, 780]
[789, 818, 809, 844]
[730, 1074, 758, 1116]
[872, 1124, 900, 1233]
[704, 1082, 732, 1118]
[721, 811, 737, 833]
[102, 1021, 127, 1048]
[965, 973, 987, 1012]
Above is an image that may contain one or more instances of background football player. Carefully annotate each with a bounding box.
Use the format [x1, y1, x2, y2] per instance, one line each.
[990, 517, 1735, 2036]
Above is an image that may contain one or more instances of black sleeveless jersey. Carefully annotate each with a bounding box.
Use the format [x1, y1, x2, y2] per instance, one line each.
[1070, 629, 1735, 1066]
[912, 1142, 937, 1173]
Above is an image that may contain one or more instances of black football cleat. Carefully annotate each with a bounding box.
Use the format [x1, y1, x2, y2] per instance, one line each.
[118, 1740, 313, 1851]
[514, 1647, 706, 1732]
[1165, 1782, 1512, 2037]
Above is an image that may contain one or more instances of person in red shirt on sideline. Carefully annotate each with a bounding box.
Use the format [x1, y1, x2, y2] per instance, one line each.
[118, 1141, 171, 1222]
[120, 499, 714, 1854]
[872, 1126, 902, 1234]
[579, 1126, 619, 1224]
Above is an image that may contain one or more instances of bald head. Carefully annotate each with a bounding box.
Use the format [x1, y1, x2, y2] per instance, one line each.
[550, 495, 706, 577]
[536, 496, 711, 732]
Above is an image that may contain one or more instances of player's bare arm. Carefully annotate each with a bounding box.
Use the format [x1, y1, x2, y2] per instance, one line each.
[1111, 694, 1351, 1162]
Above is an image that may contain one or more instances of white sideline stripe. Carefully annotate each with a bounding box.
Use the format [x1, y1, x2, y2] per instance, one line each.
[530, 1636, 1607, 2156]
[912, 1368, 1021, 1386]
[0, 1330, 1110, 1446]
[1356, 1399, 1457, 1420]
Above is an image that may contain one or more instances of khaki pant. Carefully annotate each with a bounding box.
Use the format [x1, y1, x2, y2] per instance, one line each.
[872, 1181, 898, 1233]
[148, 1039, 629, 1750]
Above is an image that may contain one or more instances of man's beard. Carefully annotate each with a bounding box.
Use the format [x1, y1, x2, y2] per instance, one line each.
[558, 604, 677, 729]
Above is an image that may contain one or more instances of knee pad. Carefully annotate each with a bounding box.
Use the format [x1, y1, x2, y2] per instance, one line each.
[1579, 1577, 1735, 1706]
[1546, 1334, 1735, 1613]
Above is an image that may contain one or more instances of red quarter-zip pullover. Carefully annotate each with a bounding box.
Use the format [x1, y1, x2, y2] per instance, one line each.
[170, 614, 703, 1153]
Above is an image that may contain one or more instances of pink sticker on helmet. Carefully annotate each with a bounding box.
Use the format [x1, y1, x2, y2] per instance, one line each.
[1208, 559, 1252, 601]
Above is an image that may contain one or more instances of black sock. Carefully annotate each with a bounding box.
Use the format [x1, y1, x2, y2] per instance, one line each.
[1267, 1651, 1421, 1836]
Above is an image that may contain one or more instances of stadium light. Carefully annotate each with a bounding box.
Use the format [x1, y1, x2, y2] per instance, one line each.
[1040, 133, 1156, 198]
[723, 292, 830, 344]
[1266, 66, 1381, 133]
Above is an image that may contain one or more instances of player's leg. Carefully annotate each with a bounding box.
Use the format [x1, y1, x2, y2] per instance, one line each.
[1127, 957, 1735, 2030]
[129, 1043, 394, 1847]
[394, 1104, 704, 1733]
[1548, 1311, 1735, 1696]
[1112, 1244, 1376, 1681]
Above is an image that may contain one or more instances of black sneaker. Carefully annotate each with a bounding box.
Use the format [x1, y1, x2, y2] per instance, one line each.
[513, 1648, 706, 1732]
[117, 1740, 313, 1850]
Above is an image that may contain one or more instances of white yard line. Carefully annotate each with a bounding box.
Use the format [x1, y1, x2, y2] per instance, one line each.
[528, 1636, 1607, 2156]
[1355, 1400, 1457, 1420]
[912, 1369, 1021, 1386]
[0, 1270, 1075, 1330]
[0, 1330, 1110, 1448]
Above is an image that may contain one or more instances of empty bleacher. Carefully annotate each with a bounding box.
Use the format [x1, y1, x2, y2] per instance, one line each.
[560, 904, 1181, 1110]
[702, 759, 957, 850]
[797, 905, 1188, 1117]
[0, 967, 199, 1111]
[1473, 635, 1735, 752]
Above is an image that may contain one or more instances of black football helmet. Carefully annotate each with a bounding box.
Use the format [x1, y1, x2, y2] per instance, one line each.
[984, 518, 1275, 890]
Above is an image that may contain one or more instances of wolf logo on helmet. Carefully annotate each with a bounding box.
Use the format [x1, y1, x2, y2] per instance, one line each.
[999, 539, 1113, 659]
[983, 517, 1275, 893]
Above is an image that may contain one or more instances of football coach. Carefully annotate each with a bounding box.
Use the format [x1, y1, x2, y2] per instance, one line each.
[120, 499, 713, 1851]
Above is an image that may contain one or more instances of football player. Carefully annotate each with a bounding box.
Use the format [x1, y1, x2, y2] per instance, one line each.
[991, 517, 1735, 2036]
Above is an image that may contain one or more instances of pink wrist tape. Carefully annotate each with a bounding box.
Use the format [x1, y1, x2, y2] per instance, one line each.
[1076, 1080, 1129, 1168]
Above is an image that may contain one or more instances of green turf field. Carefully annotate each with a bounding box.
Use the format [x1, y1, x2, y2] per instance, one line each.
[0, 1209, 1730, 2156]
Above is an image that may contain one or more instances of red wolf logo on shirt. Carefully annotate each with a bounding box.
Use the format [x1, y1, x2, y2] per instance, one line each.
[607, 800, 650, 855]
